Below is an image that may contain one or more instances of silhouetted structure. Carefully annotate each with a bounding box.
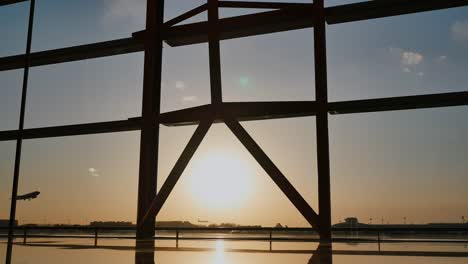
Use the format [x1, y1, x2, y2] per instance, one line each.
[2, 1, 468, 264]
[334, 217, 468, 229]
[90, 221, 134, 227]
[0, 220, 17, 227]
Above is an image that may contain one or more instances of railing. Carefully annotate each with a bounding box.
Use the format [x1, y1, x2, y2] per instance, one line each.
[1, 226, 467, 251]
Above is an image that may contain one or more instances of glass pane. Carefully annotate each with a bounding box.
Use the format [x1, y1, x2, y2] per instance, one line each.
[0, 142, 15, 222]
[161, 43, 210, 112]
[0, 70, 23, 131]
[0, 141, 15, 260]
[242, 118, 318, 211]
[17, 132, 140, 226]
[25, 53, 143, 128]
[0, 2, 28, 57]
[330, 107, 468, 225]
[328, 7, 468, 101]
[221, 29, 315, 102]
[32, 0, 146, 51]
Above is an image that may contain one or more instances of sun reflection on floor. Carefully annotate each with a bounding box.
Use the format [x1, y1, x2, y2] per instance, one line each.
[213, 240, 228, 264]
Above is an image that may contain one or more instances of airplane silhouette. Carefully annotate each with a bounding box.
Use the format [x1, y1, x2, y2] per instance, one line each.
[15, 191, 40, 201]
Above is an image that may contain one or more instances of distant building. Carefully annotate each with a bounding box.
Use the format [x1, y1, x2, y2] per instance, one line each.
[0, 219, 18, 227]
[90, 221, 134, 227]
[333, 217, 468, 229]
[156, 221, 199, 228]
[334, 217, 363, 228]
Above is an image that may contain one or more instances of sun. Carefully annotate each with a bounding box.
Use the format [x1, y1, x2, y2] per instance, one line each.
[188, 150, 253, 209]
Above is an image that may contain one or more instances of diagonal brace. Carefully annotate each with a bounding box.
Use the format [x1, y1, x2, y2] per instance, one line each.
[138, 119, 213, 227]
[224, 116, 320, 230]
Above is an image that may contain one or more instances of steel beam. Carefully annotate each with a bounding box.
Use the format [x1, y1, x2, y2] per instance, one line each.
[136, 0, 164, 239]
[138, 120, 212, 227]
[159, 7, 313, 47]
[0, 119, 142, 141]
[0, 0, 27, 6]
[222, 101, 317, 122]
[2, 1, 467, 69]
[326, 0, 468, 24]
[0, 38, 143, 71]
[218, 1, 312, 9]
[158, 101, 317, 126]
[157, 91, 468, 126]
[2, 91, 465, 141]
[208, 0, 223, 104]
[133, 0, 468, 47]
[225, 117, 320, 229]
[313, 0, 332, 241]
[329, 91, 468, 115]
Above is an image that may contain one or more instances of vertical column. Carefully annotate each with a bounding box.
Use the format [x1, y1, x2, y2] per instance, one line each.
[136, 0, 165, 239]
[6, 1, 35, 263]
[207, 0, 223, 105]
[135, 239, 155, 264]
[313, 0, 332, 241]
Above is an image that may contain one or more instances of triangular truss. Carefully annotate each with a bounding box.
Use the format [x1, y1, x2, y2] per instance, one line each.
[137, 0, 329, 239]
[138, 115, 320, 231]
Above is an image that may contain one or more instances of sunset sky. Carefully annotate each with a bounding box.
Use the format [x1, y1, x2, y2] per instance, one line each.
[1, 0, 468, 227]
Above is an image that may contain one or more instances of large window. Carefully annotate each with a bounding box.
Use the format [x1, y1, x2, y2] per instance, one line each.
[1, 2, 467, 260]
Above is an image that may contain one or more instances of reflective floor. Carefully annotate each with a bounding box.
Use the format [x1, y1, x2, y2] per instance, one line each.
[1, 238, 468, 264]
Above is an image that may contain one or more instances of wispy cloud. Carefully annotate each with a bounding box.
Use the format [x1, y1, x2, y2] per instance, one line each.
[182, 96, 198, 103]
[401, 51, 423, 66]
[88, 168, 100, 177]
[388, 47, 424, 76]
[452, 20, 468, 42]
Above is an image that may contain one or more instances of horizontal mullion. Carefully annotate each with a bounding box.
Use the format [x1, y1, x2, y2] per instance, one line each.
[329, 91, 468, 115]
[2, 91, 465, 138]
[162, 7, 314, 46]
[159, 101, 317, 126]
[223, 101, 317, 121]
[0, 0, 28, 6]
[218, 1, 312, 9]
[0, 37, 143, 71]
[326, 0, 468, 24]
[0, 119, 142, 141]
[141, 0, 468, 47]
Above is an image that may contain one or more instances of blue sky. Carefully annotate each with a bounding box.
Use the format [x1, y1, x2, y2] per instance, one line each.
[1, 1, 468, 226]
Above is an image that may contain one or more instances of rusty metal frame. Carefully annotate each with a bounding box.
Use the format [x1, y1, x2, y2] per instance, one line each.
[2, 1, 468, 261]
